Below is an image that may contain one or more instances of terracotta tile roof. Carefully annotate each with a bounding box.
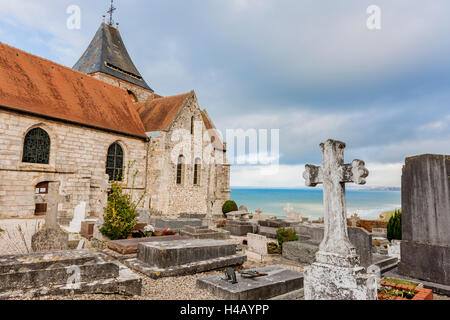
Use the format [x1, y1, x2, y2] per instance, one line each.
[138, 92, 192, 132]
[0, 42, 147, 139]
[201, 110, 226, 151]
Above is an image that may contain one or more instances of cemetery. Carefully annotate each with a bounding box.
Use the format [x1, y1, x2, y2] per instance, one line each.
[0, 141, 448, 301]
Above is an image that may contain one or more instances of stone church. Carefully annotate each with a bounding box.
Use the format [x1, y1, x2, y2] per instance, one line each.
[0, 21, 231, 221]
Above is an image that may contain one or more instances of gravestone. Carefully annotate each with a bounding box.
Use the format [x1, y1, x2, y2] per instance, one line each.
[31, 182, 69, 252]
[302, 139, 377, 300]
[349, 213, 360, 227]
[398, 154, 450, 285]
[238, 205, 249, 212]
[246, 233, 268, 262]
[388, 240, 401, 260]
[64, 201, 87, 233]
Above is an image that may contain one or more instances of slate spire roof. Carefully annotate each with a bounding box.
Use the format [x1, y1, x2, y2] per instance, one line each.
[73, 22, 153, 91]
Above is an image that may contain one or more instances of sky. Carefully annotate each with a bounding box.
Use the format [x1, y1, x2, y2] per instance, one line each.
[0, 0, 449, 188]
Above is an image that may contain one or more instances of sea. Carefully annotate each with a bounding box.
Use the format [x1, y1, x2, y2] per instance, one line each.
[230, 188, 401, 220]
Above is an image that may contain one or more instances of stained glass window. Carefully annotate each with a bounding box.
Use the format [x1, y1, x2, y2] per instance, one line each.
[106, 143, 124, 181]
[22, 128, 50, 164]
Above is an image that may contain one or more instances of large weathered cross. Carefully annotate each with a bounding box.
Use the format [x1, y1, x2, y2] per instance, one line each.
[34, 182, 69, 229]
[303, 139, 369, 257]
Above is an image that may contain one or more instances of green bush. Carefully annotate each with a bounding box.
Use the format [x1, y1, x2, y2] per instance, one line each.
[100, 182, 138, 240]
[387, 209, 402, 241]
[222, 200, 238, 215]
[277, 227, 298, 251]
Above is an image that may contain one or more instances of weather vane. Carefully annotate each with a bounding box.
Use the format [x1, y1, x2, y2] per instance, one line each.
[107, 0, 117, 26]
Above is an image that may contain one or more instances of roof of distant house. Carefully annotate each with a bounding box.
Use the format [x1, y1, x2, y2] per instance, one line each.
[0, 42, 147, 139]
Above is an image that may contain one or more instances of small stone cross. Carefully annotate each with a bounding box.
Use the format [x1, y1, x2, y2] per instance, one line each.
[283, 203, 294, 214]
[303, 139, 369, 257]
[34, 182, 67, 229]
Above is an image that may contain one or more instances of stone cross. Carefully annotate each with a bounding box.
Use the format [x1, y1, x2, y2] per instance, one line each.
[303, 139, 369, 257]
[302, 140, 377, 300]
[283, 203, 294, 214]
[34, 182, 66, 229]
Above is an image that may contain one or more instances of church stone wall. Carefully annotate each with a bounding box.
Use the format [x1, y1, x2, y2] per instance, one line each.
[90, 72, 154, 103]
[146, 95, 230, 216]
[0, 110, 147, 220]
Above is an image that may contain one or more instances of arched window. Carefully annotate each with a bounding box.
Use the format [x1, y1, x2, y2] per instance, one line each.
[22, 128, 50, 164]
[106, 143, 124, 181]
[193, 158, 201, 186]
[176, 155, 184, 185]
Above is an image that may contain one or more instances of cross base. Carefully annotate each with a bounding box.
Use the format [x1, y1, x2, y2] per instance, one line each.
[304, 251, 378, 300]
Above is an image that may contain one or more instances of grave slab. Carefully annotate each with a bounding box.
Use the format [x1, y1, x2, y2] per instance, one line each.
[197, 266, 304, 300]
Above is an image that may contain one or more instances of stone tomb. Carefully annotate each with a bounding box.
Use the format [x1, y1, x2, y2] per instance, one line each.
[224, 219, 258, 236]
[125, 239, 246, 279]
[180, 226, 231, 240]
[0, 249, 141, 299]
[197, 266, 304, 300]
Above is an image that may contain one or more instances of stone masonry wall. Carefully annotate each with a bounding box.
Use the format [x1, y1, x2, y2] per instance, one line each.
[90, 72, 154, 103]
[146, 94, 230, 216]
[0, 110, 148, 220]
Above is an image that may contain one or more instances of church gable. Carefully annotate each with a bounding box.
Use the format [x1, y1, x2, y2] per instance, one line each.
[137, 92, 192, 132]
[0, 42, 147, 139]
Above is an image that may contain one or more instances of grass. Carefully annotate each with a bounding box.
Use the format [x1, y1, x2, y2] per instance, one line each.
[382, 277, 419, 288]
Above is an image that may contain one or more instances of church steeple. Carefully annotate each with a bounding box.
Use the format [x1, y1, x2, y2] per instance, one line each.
[73, 2, 152, 91]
